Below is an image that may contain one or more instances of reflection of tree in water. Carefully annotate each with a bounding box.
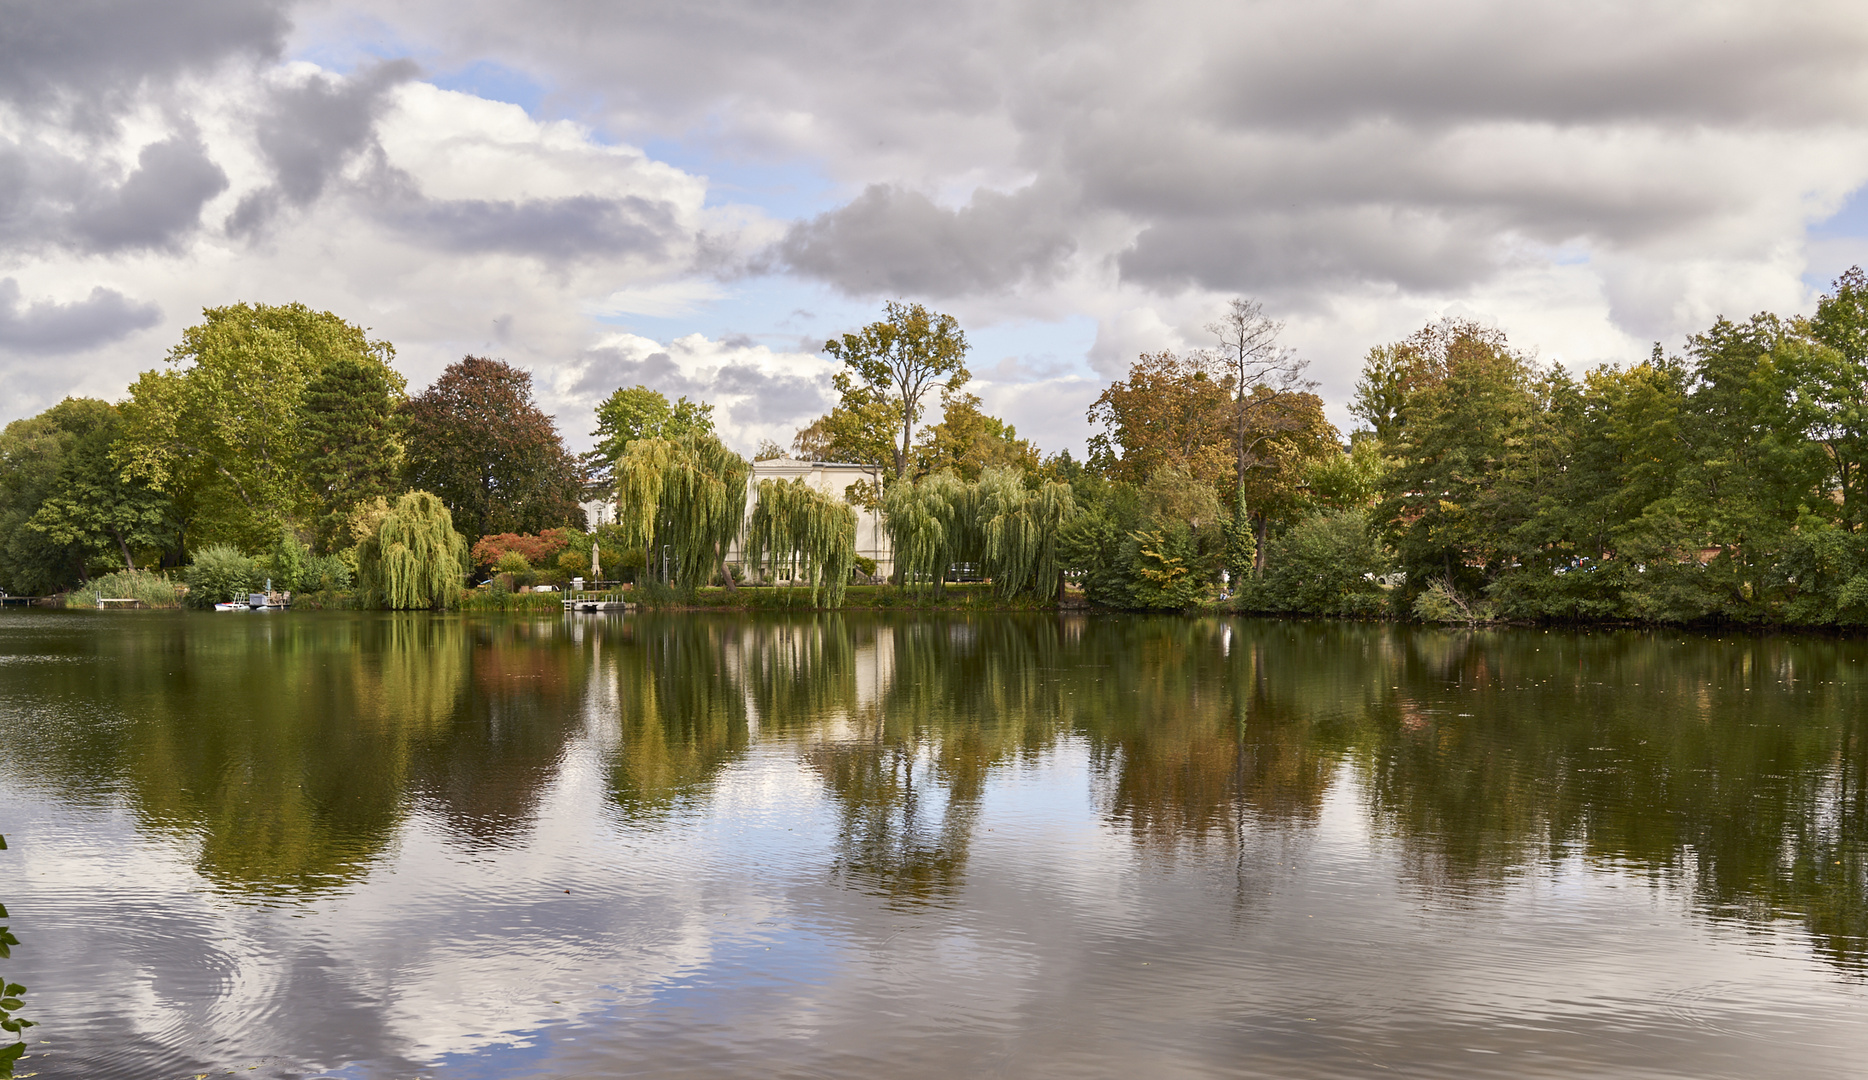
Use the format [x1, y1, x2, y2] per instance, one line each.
[1074, 618, 1355, 847]
[11, 611, 1866, 972]
[605, 618, 750, 823]
[1337, 627, 1868, 972]
[410, 618, 588, 845]
[1, 614, 602, 895]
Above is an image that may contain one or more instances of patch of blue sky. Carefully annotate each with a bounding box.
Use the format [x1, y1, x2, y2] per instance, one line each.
[641, 136, 844, 218]
[1803, 184, 1868, 295]
[1810, 185, 1868, 240]
[430, 60, 552, 116]
[287, 15, 423, 75]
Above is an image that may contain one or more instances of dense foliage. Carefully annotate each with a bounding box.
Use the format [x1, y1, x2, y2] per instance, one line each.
[613, 432, 752, 592]
[745, 477, 857, 606]
[401, 356, 583, 541]
[356, 491, 468, 610]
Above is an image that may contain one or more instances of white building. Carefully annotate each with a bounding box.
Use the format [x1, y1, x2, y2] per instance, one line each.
[728, 458, 893, 581]
[582, 458, 893, 581]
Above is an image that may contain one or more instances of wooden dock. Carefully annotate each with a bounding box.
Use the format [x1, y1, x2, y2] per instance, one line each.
[563, 599, 634, 612]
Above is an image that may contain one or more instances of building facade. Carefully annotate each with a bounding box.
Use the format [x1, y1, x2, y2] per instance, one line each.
[727, 458, 893, 581]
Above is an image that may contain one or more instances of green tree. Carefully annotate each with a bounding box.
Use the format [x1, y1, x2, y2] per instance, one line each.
[612, 432, 751, 591]
[0, 398, 173, 593]
[356, 490, 469, 609]
[300, 355, 406, 553]
[116, 303, 398, 553]
[26, 402, 174, 574]
[793, 376, 900, 467]
[1373, 319, 1541, 596]
[823, 301, 970, 479]
[401, 356, 583, 541]
[1807, 267, 1868, 531]
[592, 386, 715, 464]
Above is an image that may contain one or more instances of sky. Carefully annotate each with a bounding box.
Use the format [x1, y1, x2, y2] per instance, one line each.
[4, 0, 1868, 458]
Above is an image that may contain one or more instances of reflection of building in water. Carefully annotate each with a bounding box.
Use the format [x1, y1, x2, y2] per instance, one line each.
[854, 624, 894, 711]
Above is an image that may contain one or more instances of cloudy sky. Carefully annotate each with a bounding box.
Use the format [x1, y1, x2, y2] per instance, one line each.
[4, 0, 1867, 456]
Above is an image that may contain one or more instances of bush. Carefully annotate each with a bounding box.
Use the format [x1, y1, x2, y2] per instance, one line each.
[184, 544, 263, 608]
[1244, 509, 1392, 617]
[65, 570, 184, 609]
[470, 529, 570, 573]
[1412, 577, 1496, 625]
[299, 552, 352, 593]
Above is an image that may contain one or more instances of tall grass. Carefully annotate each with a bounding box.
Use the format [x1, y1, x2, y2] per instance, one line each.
[65, 570, 184, 609]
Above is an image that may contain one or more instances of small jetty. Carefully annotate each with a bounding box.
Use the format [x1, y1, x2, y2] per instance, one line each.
[563, 579, 634, 613]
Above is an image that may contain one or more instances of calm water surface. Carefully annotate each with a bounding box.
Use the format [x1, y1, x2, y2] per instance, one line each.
[1, 610, 1865, 1078]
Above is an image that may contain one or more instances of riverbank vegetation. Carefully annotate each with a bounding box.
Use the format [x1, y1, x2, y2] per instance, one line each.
[4, 274, 1868, 626]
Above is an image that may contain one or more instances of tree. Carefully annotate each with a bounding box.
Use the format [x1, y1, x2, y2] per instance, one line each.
[793, 376, 900, 466]
[912, 388, 1041, 480]
[1807, 267, 1868, 531]
[356, 490, 468, 609]
[300, 355, 405, 553]
[402, 356, 583, 541]
[593, 386, 715, 464]
[612, 432, 751, 591]
[822, 301, 970, 479]
[115, 303, 398, 554]
[745, 477, 857, 606]
[0, 399, 125, 593]
[1086, 351, 1231, 487]
[1372, 319, 1541, 595]
[26, 403, 173, 574]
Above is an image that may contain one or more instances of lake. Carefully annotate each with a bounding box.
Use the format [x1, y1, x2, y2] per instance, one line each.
[0, 610, 1864, 1078]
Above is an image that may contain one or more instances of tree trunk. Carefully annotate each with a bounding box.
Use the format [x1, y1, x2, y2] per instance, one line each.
[113, 525, 136, 572]
[1253, 514, 1269, 578]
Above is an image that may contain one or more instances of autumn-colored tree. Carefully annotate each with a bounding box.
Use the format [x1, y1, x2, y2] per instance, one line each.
[401, 356, 583, 541]
[792, 376, 899, 466]
[469, 529, 572, 573]
[912, 388, 1041, 480]
[822, 301, 970, 479]
[1086, 351, 1231, 488]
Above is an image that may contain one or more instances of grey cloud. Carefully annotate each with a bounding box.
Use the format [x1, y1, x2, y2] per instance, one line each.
[778, 184, 1076, 298]
[0, 278, 161, 355]
[568, 348, 830, 431]
[0, 0, 289, 113]
[381, 193, 685, 261]
[73, 135, 229, 251]
[1118, 207, 1502, 296]
[569, 348, 706, 401]
[713, 364, 829, 423]
[231, 59, 420, 236]
[376, 0, 1868, 325]
[0, 134, 226, 254]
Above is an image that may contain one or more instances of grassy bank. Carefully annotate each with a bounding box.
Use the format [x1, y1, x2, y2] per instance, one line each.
[630, 582, 1057, 612]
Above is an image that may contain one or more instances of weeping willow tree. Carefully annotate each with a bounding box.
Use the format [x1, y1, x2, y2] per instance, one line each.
[357, 490, 468, 609]
[613, 433, 751, 592]
[745, 477, 858, 607]
[883, 466, 1077, 601]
